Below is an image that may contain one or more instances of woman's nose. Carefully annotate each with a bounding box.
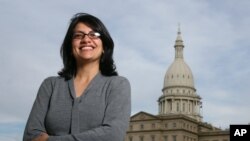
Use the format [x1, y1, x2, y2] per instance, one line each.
[80, 35, 91, 43]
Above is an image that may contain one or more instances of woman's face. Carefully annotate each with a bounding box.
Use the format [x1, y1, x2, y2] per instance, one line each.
[72, 22, 103, 65]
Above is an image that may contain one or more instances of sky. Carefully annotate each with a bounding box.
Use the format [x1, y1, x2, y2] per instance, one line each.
[1, 0, 250, 140]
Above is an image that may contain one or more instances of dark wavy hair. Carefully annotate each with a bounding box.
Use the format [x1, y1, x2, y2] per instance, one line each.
[58, 13, 118, 80]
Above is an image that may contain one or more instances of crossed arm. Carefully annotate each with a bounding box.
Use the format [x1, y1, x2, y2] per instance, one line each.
[23, 77, 131, 141]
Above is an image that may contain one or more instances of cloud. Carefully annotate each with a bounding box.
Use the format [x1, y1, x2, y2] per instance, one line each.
[1, 0, 250, 140]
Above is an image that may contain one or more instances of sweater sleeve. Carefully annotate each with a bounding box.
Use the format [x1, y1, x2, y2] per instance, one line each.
[48, 77, 131, 141]
[23, 78, 53, 141]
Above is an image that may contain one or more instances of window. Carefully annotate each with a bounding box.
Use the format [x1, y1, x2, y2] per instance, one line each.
[172, 135, 177, 141]
[152, 123, 155, 129]
[183, 103, 185, 112]
[151, 135, 155, 141]
[163, 136, 168, 141]
[140, 124, 144, 130]
[129, 136, 133, 141]
[177, 102, 180, 112]
[189, 103, 191, 112]
[165, 123, 168, 128]
[140, 136, 144, 141]
[173, 123, 176, 128]
[130, 125, 133, 130]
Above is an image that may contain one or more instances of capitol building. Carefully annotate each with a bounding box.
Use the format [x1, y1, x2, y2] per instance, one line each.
[125, 28, 229, 141]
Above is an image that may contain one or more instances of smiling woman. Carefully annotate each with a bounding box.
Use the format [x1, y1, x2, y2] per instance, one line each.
[58, 13, 118, 80]
[23, 13, 131, 141]
[71, 22, 104, 72]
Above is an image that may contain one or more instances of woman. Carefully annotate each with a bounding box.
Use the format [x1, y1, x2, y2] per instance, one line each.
[23, 13, 131, 141]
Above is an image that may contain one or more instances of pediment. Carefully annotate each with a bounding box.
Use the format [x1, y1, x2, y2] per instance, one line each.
[130, 111, 158, 121]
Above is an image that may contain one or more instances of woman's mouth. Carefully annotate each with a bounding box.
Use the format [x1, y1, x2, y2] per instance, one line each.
[79, 46, 94, 50]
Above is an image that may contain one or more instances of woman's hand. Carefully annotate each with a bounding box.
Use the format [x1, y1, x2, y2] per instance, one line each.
[32, 132, 49, 141]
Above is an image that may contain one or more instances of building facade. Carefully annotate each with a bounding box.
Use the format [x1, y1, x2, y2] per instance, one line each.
[125, 28, 229, 141]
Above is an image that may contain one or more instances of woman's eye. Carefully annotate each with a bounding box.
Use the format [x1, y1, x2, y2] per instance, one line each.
[73, 34, 83, 39]
[89, 32, 100, 38]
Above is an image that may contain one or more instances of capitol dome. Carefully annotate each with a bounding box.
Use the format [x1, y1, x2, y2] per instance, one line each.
[159, 27, 202, 122]
[163, 28, 195, 91]
[164, 59, 194, 89]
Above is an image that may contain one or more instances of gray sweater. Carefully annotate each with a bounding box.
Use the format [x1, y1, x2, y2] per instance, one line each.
[23, 73, 131, 141]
